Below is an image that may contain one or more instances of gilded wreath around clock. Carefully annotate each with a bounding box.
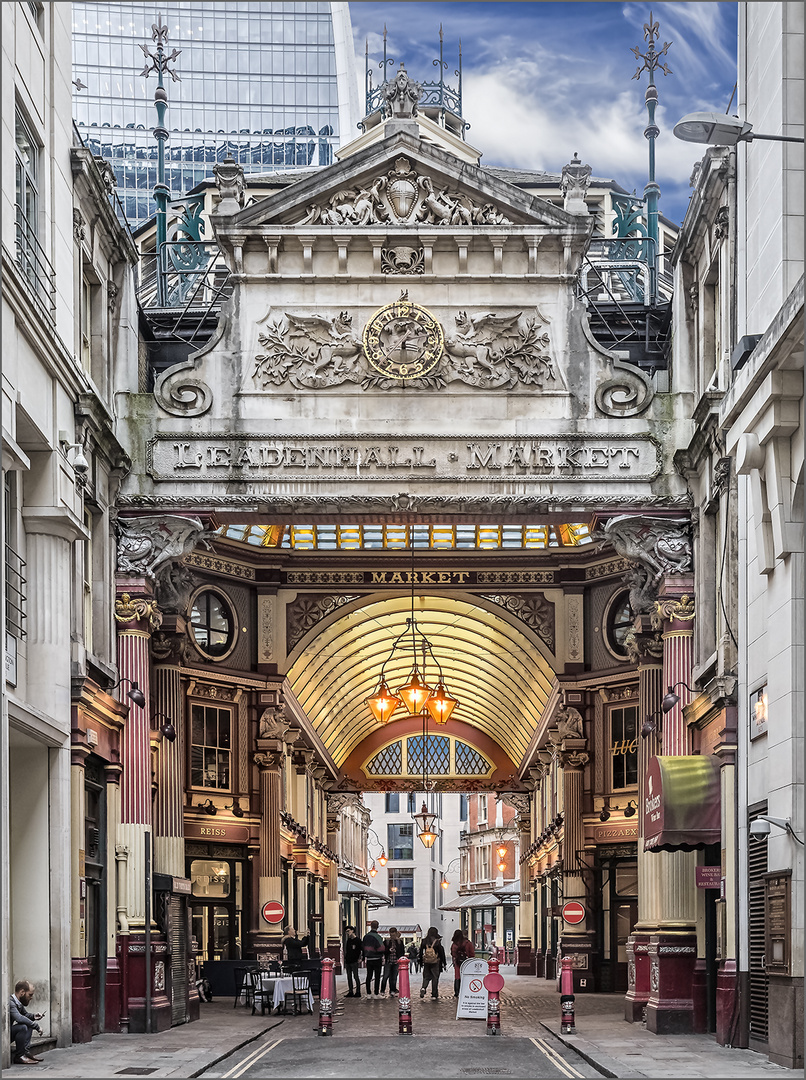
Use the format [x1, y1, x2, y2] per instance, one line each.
[362, 299, 444, 380]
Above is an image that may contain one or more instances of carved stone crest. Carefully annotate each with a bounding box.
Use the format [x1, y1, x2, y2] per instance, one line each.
[297, 157, 512, 228]
[382, 63, 423, 119]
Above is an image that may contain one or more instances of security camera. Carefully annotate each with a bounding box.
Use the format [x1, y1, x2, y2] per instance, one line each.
[749, 819, 771, 838]
[72, 449, 90, 474]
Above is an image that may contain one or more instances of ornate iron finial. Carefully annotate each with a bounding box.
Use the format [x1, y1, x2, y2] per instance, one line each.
[630, 9, 672, 306]
[140, 12, 181, 304]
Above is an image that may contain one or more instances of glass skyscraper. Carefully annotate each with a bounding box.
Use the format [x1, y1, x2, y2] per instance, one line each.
[72, 2, 360, 226]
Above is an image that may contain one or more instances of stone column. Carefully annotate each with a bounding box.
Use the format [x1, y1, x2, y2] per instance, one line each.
[644, 585, 698, 1034]
[70, 745, 91, 1043]
[558, 737, 593, 990]
[251, 747, 284, 960]
[625, 617, 664, 1021]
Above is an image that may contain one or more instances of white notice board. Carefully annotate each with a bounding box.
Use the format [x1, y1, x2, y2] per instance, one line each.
[456, 958, 489, 1020]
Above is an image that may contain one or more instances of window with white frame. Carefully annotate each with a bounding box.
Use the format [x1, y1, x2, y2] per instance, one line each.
[190, 703, 232, 790]
[477, 844, 491, 881]
[478, 793, 488, 823]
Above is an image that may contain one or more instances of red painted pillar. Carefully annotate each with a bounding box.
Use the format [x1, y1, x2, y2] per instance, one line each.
[397, 957, 412, 1034]
[318, 957, 335, 1036]
[485, 956, 503, 1036]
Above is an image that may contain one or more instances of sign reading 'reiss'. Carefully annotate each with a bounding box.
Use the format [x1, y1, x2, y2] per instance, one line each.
[148, 434, 661, 483]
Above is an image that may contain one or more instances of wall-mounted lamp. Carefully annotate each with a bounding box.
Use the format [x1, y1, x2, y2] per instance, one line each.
[197, 799, 217, 816]
[109, 677, 146, 709]
[641, 710, 664, 739]
[672, 111, 805, 147]
[152, 711, 177, 742]
[369, 861, 378, 878]
[624, 801, 637, 818]
[661, 682, 697, 714]
[599, 807, 611, 822]
[225, 797, 244, 818]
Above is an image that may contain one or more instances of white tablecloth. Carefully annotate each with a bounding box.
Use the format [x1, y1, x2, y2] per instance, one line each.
[271, 976, 314, 1013]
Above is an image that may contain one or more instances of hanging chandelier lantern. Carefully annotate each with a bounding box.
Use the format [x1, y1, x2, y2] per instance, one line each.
[424, 681, 458, 725]
[365, 679, 403, 724]
[496, 843, 508, 860]
[365, 537, 460, 726]
[377, 849, 388, 867]
[369, 861, 378, 878]
[413, 801, 439, 848]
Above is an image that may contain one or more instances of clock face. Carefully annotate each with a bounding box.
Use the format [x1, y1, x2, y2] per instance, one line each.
[363, 299, 444, 380]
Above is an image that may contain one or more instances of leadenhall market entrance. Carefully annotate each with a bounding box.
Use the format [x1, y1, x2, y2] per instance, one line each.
[106, 70, 738, 1040]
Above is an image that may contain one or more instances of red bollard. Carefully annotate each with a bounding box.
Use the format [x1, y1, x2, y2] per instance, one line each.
[484, 956, 504, 1036]
[560, 956, 575, 1034]
[397, 956, 413, 1034]
[318, 956, 335, 1036]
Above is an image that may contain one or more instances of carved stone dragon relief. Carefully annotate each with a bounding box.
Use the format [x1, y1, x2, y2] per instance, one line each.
[252, 306, 559, 393]
[297, 157, 512, 228]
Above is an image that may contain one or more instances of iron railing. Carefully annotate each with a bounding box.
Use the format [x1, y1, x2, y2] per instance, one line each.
[5, 542, 27, 640]
[138, 240, 232, 345]
[14, 210, 56, 320]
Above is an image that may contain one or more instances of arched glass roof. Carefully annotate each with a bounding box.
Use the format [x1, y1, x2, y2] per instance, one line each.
[217, 522, 593, 550]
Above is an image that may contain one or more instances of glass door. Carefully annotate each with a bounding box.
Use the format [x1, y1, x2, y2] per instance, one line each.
[189, 858, 244, 960]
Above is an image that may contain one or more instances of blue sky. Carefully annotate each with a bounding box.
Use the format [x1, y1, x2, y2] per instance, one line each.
[348, 2, 738, 225]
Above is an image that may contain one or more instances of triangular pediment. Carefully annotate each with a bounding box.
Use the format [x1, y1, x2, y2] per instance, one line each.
[223, 130, 584, 233]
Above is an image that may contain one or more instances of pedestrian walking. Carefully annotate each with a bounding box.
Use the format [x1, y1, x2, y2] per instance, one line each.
[380, 927, 406, 996]
[343, 926, 362, 998]
[406, 940, 419, 974]
[450, 928, 475, 997]
[418, 926, 446, 999]
[362, 919, 385, 997]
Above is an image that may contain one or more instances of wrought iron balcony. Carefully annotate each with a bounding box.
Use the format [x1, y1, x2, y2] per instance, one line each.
[14, 210, 56, 320]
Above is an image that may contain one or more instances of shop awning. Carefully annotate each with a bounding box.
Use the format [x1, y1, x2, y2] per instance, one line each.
[337, 875, 392, 907]
[644, 755, 721, 853]
[378, 924, 422, 935]
[441, 892, 501, 911]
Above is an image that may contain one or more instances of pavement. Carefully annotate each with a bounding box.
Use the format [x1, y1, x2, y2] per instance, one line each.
[4, 966, 801, 1079]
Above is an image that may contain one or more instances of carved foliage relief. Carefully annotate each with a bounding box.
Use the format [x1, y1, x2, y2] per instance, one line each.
[252, 303, 558, 393]
[286, 593, 360, 653]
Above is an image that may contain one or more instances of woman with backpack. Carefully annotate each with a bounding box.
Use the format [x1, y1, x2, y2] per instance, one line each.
[418, 926, 446, 999]
[450, 928, 475, 997]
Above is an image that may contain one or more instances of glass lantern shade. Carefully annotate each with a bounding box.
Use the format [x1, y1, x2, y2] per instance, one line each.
[496, 844, 508, 859]
[377, 850, 388, 867]
[424, 682, 458, 725]
[413, 801, 439, 848]
[398, 670, 432, 714]
[497, 861, 506, 872]
[440, 877, 449, 889]
[369, 862, 377, 877]
[366, 680, 403, 723]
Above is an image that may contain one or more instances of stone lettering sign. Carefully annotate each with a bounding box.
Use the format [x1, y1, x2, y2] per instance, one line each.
[148, 433, 661, 483]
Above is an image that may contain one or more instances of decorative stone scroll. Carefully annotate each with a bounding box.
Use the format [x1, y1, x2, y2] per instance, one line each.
[594, 358, 655, 418]
[114, 593, 163, 631]
[116, 514, 215, 581]
[297, 157, 512, 228]
[651, 594, 695, 630]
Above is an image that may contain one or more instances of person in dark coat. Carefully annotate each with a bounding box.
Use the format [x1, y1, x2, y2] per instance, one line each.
[380, 927, 406, 997]
[9, 980, 44, 1065]
[406, 940, 419, 974]
[450, 928, 475, 997]
[281, 926, 310, 971]
[418, 926, 446, 999]
[343, 926, 363, 997]
[361, 919, 386, 997]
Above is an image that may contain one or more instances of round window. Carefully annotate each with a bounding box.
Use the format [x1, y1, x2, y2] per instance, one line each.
[605, 590, 634, 659]
[189, 590, 235, 659]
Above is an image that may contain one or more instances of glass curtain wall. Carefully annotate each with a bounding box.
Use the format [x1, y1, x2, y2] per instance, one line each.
[72, 2, 352, 226]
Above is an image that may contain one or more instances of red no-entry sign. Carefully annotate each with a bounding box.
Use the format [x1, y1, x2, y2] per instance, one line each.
[561, 901, 586, 925]
[262, 900, 286, 925]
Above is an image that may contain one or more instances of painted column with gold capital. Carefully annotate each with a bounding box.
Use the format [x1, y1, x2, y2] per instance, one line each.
[645, 582, 698, 1035]
[114, 586, 162, 921]
[151, 626, 188, 879]
[624, 615, 664, 1021]
[251, 746, 284, 960]
[515, 799, 535, 976]
[557, 718, 593, 990]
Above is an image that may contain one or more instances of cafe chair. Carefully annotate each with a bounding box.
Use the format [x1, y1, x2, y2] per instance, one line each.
[233, 966, 253, 1009]
[248, 968, 272, 1016]
[283, 972, 311, 1015]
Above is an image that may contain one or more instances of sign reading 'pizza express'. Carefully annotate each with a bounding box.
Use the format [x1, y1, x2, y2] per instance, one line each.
[149, 433, 660, 483]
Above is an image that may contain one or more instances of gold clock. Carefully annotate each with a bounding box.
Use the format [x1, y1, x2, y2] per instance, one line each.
[362, 299, 444, 380]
